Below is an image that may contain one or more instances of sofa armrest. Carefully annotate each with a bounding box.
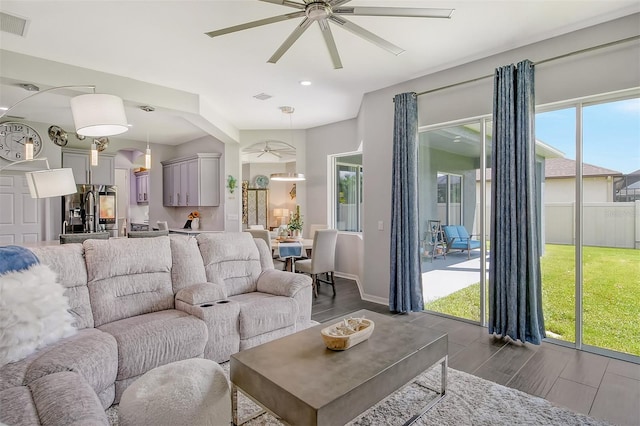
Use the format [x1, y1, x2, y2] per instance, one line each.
[175, 283, 228, 306]
[256, 269, 312, 298]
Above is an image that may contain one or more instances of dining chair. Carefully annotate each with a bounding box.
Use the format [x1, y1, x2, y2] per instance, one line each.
[294, 229, 338, 297]
[308, 224, 328, 240]
[245, 229, 274, 257]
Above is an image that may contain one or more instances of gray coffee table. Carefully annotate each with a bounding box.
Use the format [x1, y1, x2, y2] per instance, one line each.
[231, 309, 448, 426]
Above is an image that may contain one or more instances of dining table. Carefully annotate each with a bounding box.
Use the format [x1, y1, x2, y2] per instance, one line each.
[272, 238, 313, 271]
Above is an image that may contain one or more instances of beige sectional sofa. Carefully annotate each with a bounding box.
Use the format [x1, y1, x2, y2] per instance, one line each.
[0, 232, 313, 426]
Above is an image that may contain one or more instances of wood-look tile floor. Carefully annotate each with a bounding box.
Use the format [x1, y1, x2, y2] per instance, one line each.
[309, 276, 640, 426]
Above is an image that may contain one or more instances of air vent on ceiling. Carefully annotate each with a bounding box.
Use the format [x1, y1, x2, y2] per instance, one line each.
[253, 93, 272, 101]
[0, 12, 28, 37]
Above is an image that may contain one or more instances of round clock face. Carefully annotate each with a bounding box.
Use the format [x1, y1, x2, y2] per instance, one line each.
[255, 174, 269, 188]
[0, 122, 43, 161]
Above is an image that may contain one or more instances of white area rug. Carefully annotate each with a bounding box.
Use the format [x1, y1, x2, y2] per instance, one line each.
[107, 362, 611, 426]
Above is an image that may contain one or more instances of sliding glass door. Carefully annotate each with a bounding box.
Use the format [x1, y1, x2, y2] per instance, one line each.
[419, 91, 639, 361]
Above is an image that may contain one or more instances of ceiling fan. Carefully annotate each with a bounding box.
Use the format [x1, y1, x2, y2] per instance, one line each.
[205, 0, 454, 69]
[243, 140, 297, 159]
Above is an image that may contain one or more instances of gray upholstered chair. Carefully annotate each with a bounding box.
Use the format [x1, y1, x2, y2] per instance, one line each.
[308, 224, 328, 240]
[128, 230, 170, 238]
[245, 229, 273, 257]
[59, 232, 110, 244]
[294, 229, 338, 297]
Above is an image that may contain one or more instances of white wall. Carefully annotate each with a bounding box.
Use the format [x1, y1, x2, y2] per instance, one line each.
[546, 177, 615, 203]
[305, 14, 640, 303]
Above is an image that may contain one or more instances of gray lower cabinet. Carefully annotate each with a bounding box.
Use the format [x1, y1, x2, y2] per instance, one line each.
[161, 153, 221, 207]
[62, 148, 115, 185]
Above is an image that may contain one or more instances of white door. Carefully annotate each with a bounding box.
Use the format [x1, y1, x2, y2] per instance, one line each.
[0, 172, 43, 244]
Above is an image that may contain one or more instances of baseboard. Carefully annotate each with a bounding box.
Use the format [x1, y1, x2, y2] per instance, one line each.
[334, 272, 389, 306]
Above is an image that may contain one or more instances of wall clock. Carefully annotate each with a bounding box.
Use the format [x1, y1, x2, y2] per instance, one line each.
[0, 122, 43, 161]
[254, 174, 269, 188]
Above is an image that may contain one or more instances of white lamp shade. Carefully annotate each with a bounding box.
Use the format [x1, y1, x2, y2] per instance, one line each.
[25, 168, 77, 198]
[70, 94, 129, 137]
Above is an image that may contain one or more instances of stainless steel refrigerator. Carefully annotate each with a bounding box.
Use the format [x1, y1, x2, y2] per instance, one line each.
[62, 184, 118, 237]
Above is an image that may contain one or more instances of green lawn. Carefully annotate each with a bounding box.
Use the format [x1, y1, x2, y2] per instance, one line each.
[424, 244, 640, 356]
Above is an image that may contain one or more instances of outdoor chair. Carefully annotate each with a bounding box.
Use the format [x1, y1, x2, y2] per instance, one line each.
[442, 225, 481, 259]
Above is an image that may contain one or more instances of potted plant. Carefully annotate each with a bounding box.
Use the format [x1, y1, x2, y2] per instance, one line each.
[288, 205, 303, 238]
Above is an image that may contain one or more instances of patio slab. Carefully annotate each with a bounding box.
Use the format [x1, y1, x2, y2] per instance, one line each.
[422, 253, 490, 302]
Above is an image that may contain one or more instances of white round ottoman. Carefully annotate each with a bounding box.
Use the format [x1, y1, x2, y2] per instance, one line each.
[119, 358, 231, 426]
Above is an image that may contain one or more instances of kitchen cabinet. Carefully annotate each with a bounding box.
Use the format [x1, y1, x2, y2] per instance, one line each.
[62, 148, 115, 185]
[161, 153, 221, 207]
[135, 171, 149, 204]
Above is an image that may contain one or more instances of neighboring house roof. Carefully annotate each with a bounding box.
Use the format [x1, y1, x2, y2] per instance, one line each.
[476, 158, 622, 181]
[545, 158, 622, 178]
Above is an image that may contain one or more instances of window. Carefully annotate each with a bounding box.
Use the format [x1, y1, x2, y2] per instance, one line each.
[332, 153, 362, 232]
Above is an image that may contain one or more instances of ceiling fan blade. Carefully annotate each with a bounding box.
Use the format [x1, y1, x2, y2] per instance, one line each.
[334, 7, 455, 19]
[268, 17, 313, 64]
[259, 0, 306, 10]
[318, 19, 343, 69]
[257, 152, 266, 158]
[329, 0, 352, 7]
[205, 11, 305, 38]
[329, 16, 404, 56]
[269, 151, 283, 158]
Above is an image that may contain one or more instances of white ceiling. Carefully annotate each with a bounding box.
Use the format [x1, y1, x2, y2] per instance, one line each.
[0, 1, 638, 146]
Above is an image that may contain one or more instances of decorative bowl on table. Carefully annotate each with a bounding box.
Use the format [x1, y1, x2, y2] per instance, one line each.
[321, 317, 374, 351]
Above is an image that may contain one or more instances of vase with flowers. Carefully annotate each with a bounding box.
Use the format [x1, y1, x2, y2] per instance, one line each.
[287, 205, 303, 238]
[184, 211, 200, 230]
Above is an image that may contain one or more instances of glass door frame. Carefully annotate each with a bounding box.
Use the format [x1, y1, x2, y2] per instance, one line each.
[418, 115, 491, 327]
[535, 87, 639, 363]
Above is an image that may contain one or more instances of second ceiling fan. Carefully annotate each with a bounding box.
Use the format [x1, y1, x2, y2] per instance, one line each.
[206, 0, 454, 69]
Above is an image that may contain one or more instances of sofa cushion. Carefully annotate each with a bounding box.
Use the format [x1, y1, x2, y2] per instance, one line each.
[84, 237, 174, 327]
[169, 234, 207, 292]
[0, 386, 40, 426]
[197, 232, 262, 296]
[31, 244, 94, 329]
[30, 371, 109, 426]
[230, 292, 298, 339]
[97, 310, 207, 381]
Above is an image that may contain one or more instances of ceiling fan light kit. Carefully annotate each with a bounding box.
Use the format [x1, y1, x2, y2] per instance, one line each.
[270, 172, 305, 182]
[205, 0, 454, 69]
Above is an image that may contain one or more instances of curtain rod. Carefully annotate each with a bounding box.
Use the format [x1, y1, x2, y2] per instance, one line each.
[415, 34, 640, 97]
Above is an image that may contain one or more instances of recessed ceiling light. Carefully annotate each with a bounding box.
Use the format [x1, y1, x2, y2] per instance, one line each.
[299, 80, 312, 86]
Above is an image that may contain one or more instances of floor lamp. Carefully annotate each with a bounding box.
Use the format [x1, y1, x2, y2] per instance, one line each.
[0, 158, 77, 198]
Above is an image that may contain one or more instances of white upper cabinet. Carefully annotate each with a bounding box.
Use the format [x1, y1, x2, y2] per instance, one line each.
[161, 153, 221, 207]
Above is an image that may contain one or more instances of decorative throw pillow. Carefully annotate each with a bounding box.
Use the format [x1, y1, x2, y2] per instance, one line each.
[0, 264, 77, 365]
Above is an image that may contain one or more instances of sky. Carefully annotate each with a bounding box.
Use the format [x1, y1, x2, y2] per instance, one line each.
[535, 97, 640, 174]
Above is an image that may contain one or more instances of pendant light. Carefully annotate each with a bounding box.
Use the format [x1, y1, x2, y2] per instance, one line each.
[145, 134, 151, 169]
[25, 137, 34, 160]
[90, 141, 99, 166]
[270, 106, 305, 182]
[141, 106, 154, 169]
